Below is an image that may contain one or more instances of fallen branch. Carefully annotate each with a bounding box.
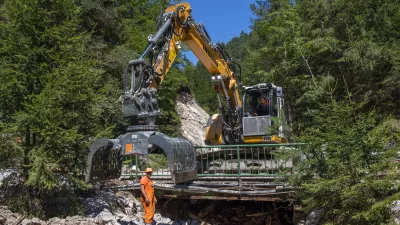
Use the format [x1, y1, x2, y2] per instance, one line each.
[246, 212, 270, 217]
[13, 215, 25, 225]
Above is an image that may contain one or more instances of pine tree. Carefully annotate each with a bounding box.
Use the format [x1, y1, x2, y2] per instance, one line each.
[294, 100, 400, 224]
[0, 0, 108, 191]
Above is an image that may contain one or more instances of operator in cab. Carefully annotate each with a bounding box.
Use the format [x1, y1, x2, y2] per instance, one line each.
[256, 96, 270, 116]
[140, 168, 157, 225]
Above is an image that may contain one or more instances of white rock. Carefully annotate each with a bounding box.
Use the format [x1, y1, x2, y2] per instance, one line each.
[176, 93, 209, 146]
[391, 200, 400, 224]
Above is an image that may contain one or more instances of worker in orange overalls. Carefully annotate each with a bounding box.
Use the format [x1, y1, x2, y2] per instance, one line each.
[140, 168, 157, 225]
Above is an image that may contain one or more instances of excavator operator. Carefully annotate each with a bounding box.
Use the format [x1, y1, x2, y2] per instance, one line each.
[256, 97, 270, 116]
[140, 168, 157, 225]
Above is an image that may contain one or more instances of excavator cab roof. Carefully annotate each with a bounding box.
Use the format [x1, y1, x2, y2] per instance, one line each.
[243, 83, 277, 92]
[243, 83, 283, 97]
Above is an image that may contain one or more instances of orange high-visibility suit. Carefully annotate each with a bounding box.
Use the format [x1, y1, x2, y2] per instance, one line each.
[140, 175, 156, 224]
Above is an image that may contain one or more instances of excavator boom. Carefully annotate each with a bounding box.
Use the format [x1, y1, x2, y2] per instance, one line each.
[86, 2, 241, 183]
[121, 2, 243, 144]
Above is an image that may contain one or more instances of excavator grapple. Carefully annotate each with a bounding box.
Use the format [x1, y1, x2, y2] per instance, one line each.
[86, 138, 122, 182]
[86, 129, 197, 184]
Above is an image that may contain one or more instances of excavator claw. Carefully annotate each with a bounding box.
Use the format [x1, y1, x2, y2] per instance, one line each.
[149, 133, 197, 184]
[85, 138, 123, 182]
[85, 132, 197, 184]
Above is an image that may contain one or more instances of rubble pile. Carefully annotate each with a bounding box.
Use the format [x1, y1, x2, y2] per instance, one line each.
[0, 190, 193, 225]
[0, 185, 297, 225]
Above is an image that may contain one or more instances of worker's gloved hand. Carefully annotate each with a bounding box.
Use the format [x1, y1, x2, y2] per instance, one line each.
[145, 198, 150, 205]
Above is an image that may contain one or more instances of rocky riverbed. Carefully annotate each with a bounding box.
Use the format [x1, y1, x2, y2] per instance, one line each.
[0, 188, 289, 225]
[0, 189, 200, 225]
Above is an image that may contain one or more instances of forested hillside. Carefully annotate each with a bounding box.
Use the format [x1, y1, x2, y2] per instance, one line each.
[0, 0, 189, 216]
[187, 1, 400, 224]
[0, 0, 400, 224]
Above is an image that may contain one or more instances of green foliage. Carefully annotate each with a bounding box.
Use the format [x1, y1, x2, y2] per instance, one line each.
[0, 124, 23, 169]
[157, 67, 189, 136]
[292, 100, 400, 224]
[0, 0, 114, 195]
[245, 0, 400, 133]
[184, 64, 219, 114]
[245, 1, 400, 223]
[3, 178, 86, 219]
[0, 0, 178, 197]
[1, 0, 399, 222]
[146, 153, 168, 170]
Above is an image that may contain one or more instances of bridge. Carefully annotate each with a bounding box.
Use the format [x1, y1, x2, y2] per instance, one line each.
[113, 143, 304, 201]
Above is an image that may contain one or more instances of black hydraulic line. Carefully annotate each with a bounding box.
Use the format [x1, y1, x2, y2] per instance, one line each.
[123, 59, 154, 94]
[123, 64, 144, 93]
[173, 24, 185, 37]
[135, 65, 145, 92]
[128, 58, 146, 67]
[175, 6, 187, 28]
[231, 61, 242, 84]
[131, 61, 146, 92]
[142, 64, 156, 86]
[212, 43, 242, 84]
[199, 23, 212, 44]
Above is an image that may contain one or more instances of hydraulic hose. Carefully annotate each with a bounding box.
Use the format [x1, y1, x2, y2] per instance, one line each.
[123, 59, 152, 94]
[175, 6, 187, 28]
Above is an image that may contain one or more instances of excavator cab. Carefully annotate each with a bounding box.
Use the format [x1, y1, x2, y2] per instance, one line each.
[242, 83, 287, 144]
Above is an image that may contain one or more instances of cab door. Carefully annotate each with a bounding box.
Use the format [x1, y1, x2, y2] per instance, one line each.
[241, 90, 273, 143]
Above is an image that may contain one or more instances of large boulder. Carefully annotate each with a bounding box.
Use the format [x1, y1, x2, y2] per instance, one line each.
[176, 92, 209, 146]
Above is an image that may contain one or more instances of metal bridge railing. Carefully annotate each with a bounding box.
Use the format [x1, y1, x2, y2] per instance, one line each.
[195, 143, 304, 178]
[121, 143, 304, 181]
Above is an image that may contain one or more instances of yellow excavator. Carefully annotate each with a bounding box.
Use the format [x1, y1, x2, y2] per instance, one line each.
[86, 2, 288, 184]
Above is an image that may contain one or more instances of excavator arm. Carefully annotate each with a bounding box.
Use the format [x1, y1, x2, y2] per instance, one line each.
[86, 2, 243, 184]
[122, 2, 243, 144]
